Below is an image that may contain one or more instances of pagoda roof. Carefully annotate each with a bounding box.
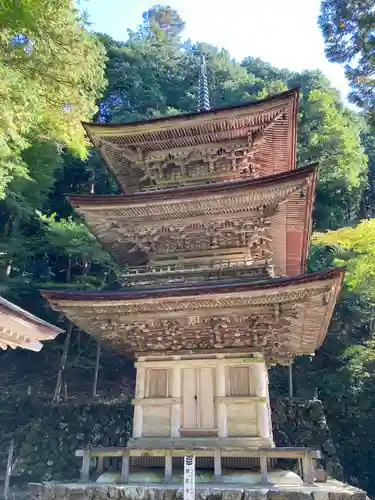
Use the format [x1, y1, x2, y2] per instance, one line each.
[41, 268, 344, 363]
[67, 164, 317, 274]
[68, 163, 314, 207]
[0, 296, 63, 351]
[82, 89, 299, 193]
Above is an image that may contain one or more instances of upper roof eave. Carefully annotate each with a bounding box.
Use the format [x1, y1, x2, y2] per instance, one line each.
[82, 88, 300, 142]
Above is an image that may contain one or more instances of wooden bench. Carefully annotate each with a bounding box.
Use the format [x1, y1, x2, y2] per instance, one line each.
[76, 446, 321, 485]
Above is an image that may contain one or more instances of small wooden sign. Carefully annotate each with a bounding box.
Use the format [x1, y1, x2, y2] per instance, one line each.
[184, 455, 195, 500]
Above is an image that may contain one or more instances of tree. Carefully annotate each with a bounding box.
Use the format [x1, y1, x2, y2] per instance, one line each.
[319, 0, 375, 122]
[242, 60, 368, 229]
[0, 0, 106, 198]
[137, 5, 185, 40]
[299, 89, 367, 229]
[314, 219, 375, 300]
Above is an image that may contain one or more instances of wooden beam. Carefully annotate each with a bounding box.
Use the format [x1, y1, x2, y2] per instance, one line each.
[143, 138, 248, 161]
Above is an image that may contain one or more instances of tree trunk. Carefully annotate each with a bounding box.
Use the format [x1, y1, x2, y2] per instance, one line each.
[53, 324, 72, 403]
[4, 439, 14, 500]
[93, 340, 101, 397]
[65, 256, 72, 283]
[288, 361, 293, 398]
[5, 211, 20, 277]
[369, 306, 374, 340]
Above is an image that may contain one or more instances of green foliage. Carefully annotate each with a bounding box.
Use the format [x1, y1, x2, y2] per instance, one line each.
[319, 0, 375, 123]
[301, 89, 367, 229]
[242, 59, 368, 229]
[0, 0, 106, 198]
[314, 219, 375, 298]
[40, 214, 111, 267]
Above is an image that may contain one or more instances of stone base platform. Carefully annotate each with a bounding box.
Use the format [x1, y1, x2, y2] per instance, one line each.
[28, 480, 367, 500]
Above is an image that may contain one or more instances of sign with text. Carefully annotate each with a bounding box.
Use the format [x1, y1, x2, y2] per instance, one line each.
[184, 455, 195, 500]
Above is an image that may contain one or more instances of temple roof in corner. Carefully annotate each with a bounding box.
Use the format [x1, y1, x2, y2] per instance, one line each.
[41, 268, 344, 363]
[0, 297, 63, 351]
[82, 89, 299, 193]
[67, 164, 317, 274]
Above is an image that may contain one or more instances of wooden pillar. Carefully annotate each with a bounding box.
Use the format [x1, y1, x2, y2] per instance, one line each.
[214, 450, 222, 483]
[260, 452, 269, 485]
[97, 456, 104, 474]
[80, 450, 91, 482]
[170, 365, 181, 438]
[165, 452, 173, 483]
[133, 365, 145, 438]
[255, 361, 272, 440]
[302, 453, 314, 485]
[121, 451, 130, 484]
[216, 362, 227, 438]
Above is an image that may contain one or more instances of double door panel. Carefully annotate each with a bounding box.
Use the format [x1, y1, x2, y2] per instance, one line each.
[182, 367, 215, 431]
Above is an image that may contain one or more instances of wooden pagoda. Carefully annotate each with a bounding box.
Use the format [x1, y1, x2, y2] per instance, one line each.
[42, 88, 344, 481]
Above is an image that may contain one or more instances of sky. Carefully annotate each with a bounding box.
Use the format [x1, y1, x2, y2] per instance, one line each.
[81, 0, 350, 99]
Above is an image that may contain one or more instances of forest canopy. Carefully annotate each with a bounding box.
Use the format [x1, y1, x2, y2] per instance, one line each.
[0, 0, 106, 199]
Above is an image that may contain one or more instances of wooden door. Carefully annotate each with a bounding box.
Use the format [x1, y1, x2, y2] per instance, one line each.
[199, 367, 215, 429]
[182, 368, 197, 429]
[182, 367, 215, 431]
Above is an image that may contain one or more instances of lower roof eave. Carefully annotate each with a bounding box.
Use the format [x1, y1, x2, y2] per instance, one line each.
[40, 268, 345, 361]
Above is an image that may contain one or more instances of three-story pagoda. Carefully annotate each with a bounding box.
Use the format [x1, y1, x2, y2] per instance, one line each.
[42, 86, 344, 474]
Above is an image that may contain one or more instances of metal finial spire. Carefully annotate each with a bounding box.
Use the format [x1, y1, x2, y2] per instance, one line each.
[198, 54, 210, 112]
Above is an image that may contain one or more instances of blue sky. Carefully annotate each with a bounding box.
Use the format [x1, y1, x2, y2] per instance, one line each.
[81, 0, 349, 99]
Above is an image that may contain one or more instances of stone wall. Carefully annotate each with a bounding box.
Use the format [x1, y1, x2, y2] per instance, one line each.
[27, 481, 368, 500]
[271, 398, 343, 479]
[0, 397, 132, 482]
[0, 396, 341, 484]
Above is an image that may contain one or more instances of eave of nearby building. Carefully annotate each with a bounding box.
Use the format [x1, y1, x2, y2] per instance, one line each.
[0, 296, 64, 352]
[82, 89, 299, 193]
[41, 268, 344, 362]
[67, 164, 317, 275]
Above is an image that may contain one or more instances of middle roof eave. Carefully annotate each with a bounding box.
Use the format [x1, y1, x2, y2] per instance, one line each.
[40, 267, 344, 303]
[67, 163, 317, 208]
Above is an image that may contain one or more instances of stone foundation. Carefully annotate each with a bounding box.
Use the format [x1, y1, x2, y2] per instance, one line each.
[28, 480, 367, 500]
[0, 397, 341, 484]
